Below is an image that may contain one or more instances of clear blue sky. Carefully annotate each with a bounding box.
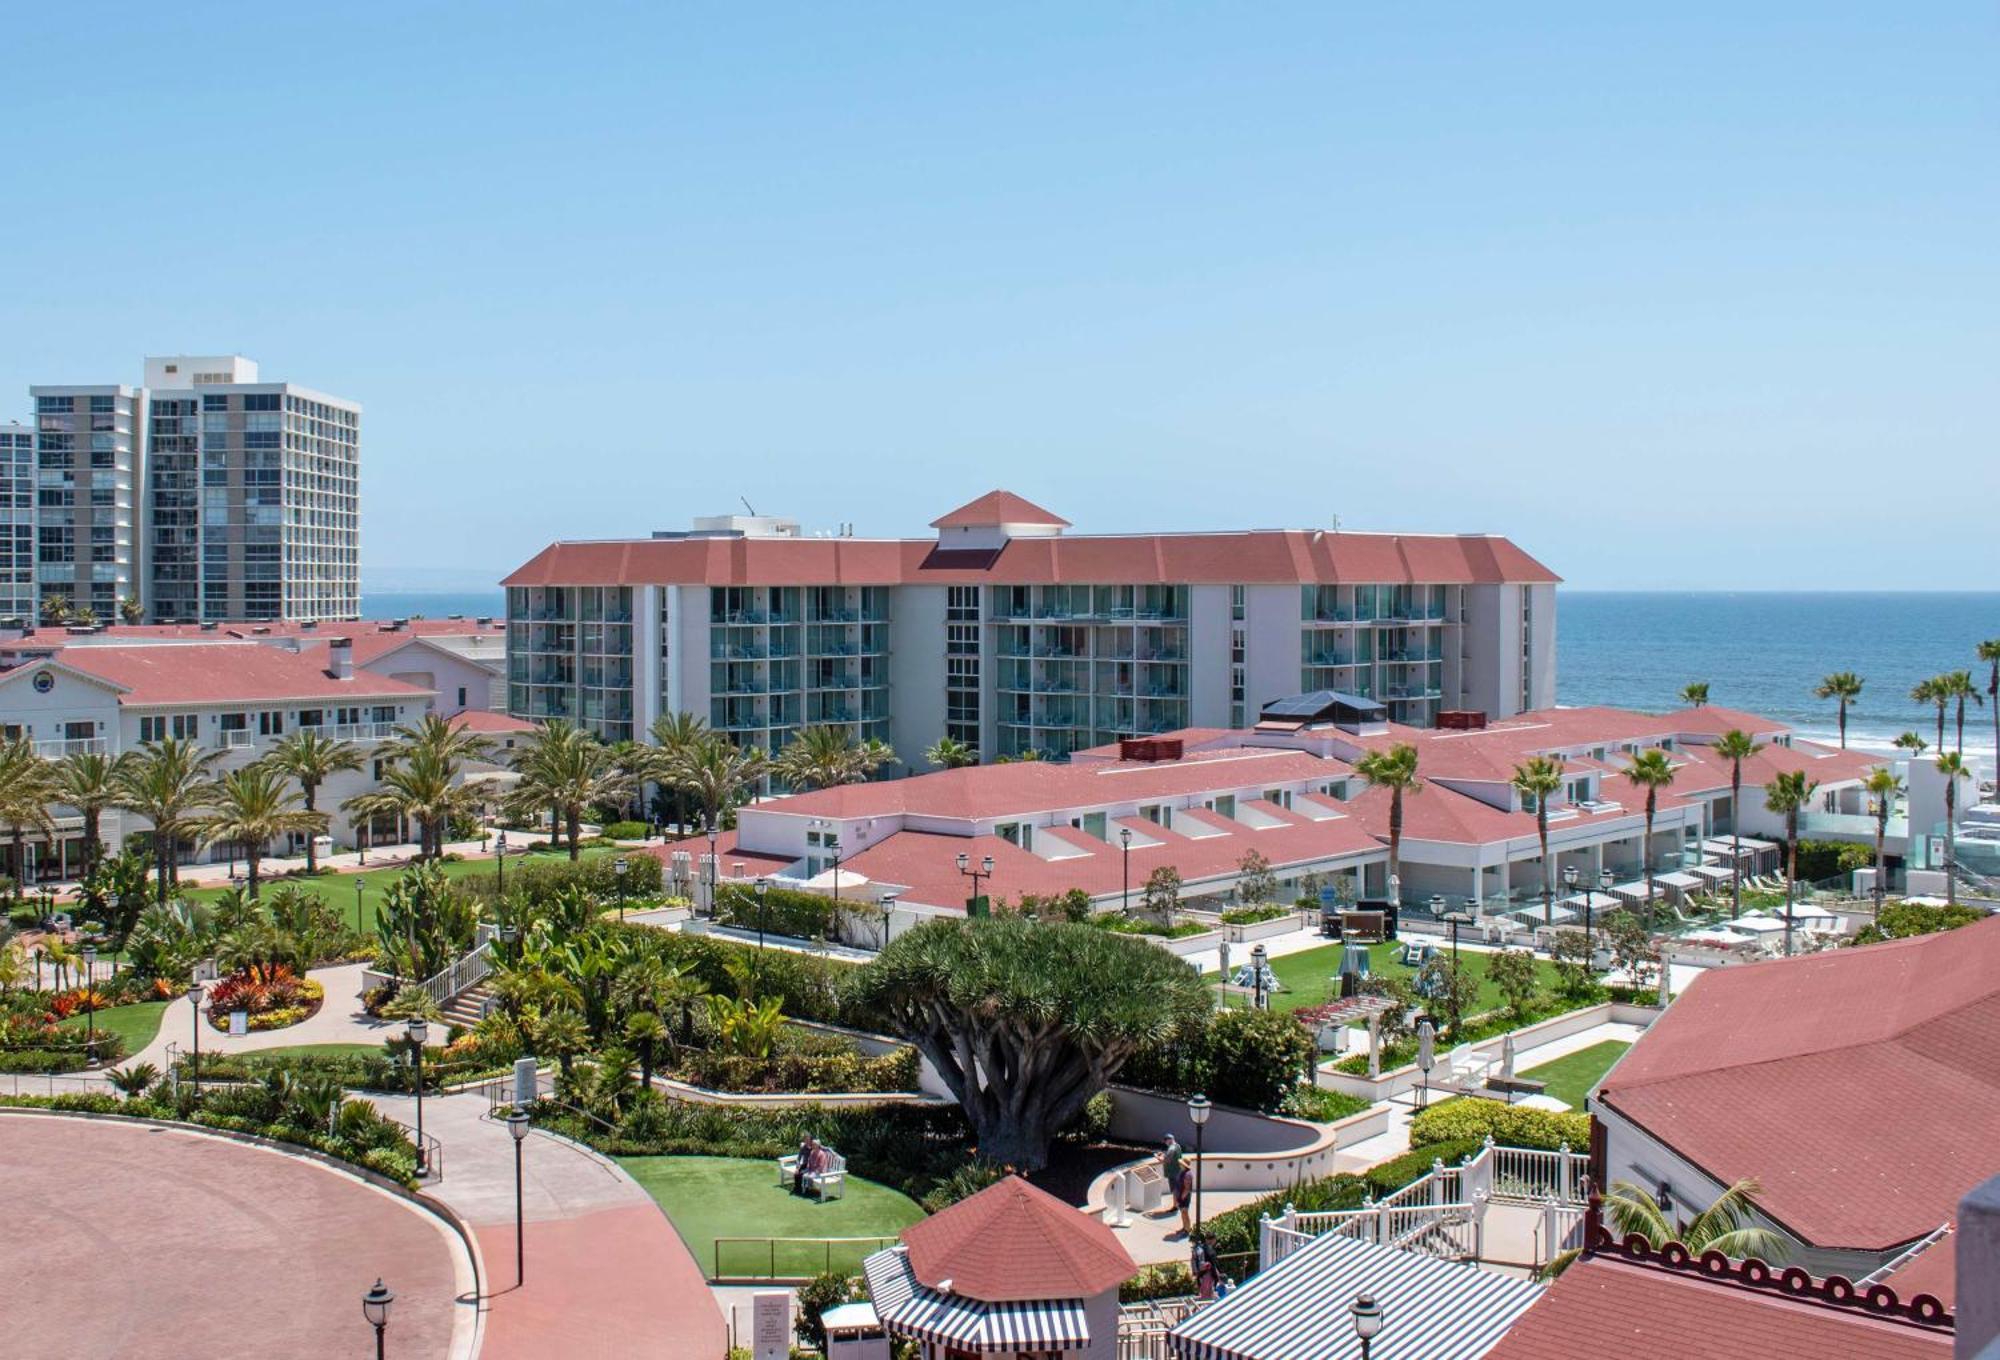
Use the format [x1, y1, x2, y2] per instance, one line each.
[4, 4, 1994, 590]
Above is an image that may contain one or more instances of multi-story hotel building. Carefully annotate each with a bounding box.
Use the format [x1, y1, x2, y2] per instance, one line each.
[0, 422, 35, 624]
[20, 356, 360, 625]
[503, 491, 1561, 762]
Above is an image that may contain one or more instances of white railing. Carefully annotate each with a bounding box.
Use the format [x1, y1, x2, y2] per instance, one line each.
[414, 940, 494, 1009]
[35, 737, 107, 758]
[1117, 1298, 1206, 1360]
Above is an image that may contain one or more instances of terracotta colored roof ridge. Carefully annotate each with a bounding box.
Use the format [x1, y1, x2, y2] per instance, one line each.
[931, 490, 1071, 528]
[900, 1174, 1133, 1302]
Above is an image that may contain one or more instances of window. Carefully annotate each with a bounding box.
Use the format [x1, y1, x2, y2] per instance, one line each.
[457, 686, 467, 707]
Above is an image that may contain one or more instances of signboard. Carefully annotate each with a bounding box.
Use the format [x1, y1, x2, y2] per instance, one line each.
[229, 1010, 249, 1037]
[1318, 886, 1338, 907]
[966, 894, 991, 918]
[752, 1291, 790, 1360]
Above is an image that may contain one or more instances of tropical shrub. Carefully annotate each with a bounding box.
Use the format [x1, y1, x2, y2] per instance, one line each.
[712, 882, 838, 942]
[1121, 1263, 1197, 1303]
[1409, 1099, 1591, 1152]
[1219, 904, 1293, 926]
[1850, 899, 1984, 945]
[459, 853, 663, 906]
[793, 1272, 856, 1351]
[1094, 914, 1212, 939]
[601, 820, 650, 841]
[1123, 1007, 1316, 1114]
[675, 1045, 918, 1095]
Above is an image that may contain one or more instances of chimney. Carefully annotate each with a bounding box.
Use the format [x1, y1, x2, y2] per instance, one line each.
[327, 637, 353, 680]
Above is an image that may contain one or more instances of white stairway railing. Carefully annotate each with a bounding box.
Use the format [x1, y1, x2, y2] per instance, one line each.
[416, 940, 494, 1009]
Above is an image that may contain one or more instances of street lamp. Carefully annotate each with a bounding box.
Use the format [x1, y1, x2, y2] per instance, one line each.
[361, 1278, 394, 1360]
[82, 946, 97, 1066]
[1250, 942, 1268, 1010]
[1441, 913, 1473, 1031]
[496, 829, 508, 896]
[827, 835, 843, 911]
[1120, 826, 1133, 912]
[754, 877, 770, 951]
[956, 853, 994, 909]
[407, 1016, 429, 1177]
[507, 1109, 531, 1287]
[188, 979, 205, 1097]
[1186, 1093, 1211, 1271]
[1350, 1292, 1383, 1360]
[879, 890, 899, 948]
[614, 856, 629, 922]
[354, 878, 365, 934]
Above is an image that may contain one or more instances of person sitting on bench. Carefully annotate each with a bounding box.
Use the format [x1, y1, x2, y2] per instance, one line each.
[792, 1136, 825, 1196]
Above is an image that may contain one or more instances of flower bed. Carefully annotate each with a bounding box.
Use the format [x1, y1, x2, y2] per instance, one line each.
[206, 969, 325, 1033]
[1219, 904, 1293, 926]
[1094, 915, 1215, 940]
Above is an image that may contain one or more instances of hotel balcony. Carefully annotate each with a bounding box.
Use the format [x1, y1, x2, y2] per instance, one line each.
[36, 737, 106, 758]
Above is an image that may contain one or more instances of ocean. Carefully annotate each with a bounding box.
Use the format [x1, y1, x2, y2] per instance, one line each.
[361, 588, 2000, 756]
[1559, 592, 2000, 757]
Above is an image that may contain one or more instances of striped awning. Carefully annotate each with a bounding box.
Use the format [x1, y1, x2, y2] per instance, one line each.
[1169, 1233, 1542, 1360]
[862, 1246, 1092, 1352]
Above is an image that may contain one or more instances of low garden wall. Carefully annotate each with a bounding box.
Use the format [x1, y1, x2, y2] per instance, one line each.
[1316, 1001, 1662, 1103]
[648, 1074, 946, 1110]
[1226, 911, 1312, 944]
[1103, 1085, 1369, 1191]
[1147, 928, 1225, 958]
[787, 1018, 953, 1101]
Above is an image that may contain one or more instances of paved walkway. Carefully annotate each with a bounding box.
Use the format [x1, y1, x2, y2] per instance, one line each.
[370, 1090, 726, 1359]
[0, 1111, 475, 1360]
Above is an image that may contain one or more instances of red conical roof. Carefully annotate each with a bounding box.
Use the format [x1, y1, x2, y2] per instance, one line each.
[930, 490, 1070, 529]
[901, 1174, 1134, 1302]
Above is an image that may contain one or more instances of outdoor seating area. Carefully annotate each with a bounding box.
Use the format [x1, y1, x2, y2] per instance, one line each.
[777, 1143, 850, 1201]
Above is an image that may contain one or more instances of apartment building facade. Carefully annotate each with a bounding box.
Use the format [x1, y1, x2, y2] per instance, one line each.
[503, 491, 1560, 762]
[0, 423, 34, 623]
[20, 355, 360, 626]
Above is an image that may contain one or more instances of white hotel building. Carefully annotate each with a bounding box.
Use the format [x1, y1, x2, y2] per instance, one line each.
[503, 491, 1560, 762]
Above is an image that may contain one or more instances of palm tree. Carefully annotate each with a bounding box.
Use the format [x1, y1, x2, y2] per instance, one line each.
[1543, 1178, 1783, 1280]
[1678, 682, 1710, 707]
[663, 735, 770, 909]
[385, 711, 496, 772]
[1912, 677, 1947, 754]
[39, 594, 72, 625]
[1893, 731, 1929, 755]
[262, 731, 363, 872]
[1980, 640, 2000, 773]
[1712, 730, 1763, 918]
[1355, 744, 1422, 908]
[1861, 767, 1904, 919]
[342, 748, 479, 860]
[1939, 670, 1982, 755]
[925, 735, 978, 769]
[1763, 769, 1819, 956]
[51, 749, 131, 879]
[503, 720, 634, 861]
[773, 725, 890, 791]
[623, 1010, 668, 1089]
[1936, 751, 1969, 909]
[116, 738, 224, 908]
[1813, 672, 1863, 750]
[72, 605, 99, 628]
[646, 711, 710, 833]
[118, 596, 145, 626]
[196, 766, 326, 899]
[1510, 756, 1565, 924]
[0, 740, 58, 902]
[1621, 748, 1678, 923]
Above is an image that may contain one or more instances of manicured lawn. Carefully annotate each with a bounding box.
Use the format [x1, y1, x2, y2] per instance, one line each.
[58, 999, 168, 1054]
[1518, 1040, 1631, 1109]
[1240, 940, 1565, 1018]
[178, 844, 619, 932]
[239, 1043, 386, 1061]
[620, 1154, 925, 1280]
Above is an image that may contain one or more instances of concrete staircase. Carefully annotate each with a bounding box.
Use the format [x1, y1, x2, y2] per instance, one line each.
[441, 983, 494, 1030]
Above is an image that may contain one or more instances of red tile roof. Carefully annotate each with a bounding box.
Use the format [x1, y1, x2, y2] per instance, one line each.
[501, 528, 1560, 588]
[929, 490, 1071, 528]
[449, 710, 539, 734]
[28, 644, 433, 707]
[1598, 917, 2000, 1262]
[900, 1175, 1133, 1303]
[1665, 703, 1795, 737]
[1483, 1257, 1951, 1360]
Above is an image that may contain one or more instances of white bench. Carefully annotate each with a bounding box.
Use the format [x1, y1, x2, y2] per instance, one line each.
[776, 1149, 848, 1201]
[1439, 1043, 1494, 1091]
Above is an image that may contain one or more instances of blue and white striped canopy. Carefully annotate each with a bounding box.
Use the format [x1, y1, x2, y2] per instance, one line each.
[1170, 1233, 1543, 1360]
[862, 1245, 1093, 1352]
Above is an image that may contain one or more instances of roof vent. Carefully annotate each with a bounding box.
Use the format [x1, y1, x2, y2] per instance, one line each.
[199, 621, 219, 632]
[475, 616, 493, 626]
[300, 620, 318, 631]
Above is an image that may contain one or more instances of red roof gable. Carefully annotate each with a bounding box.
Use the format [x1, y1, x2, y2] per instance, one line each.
[900, 1175, 1133, 1303]
[1598, 917, 2000, 1261]
[1484, 1256, 1950, 1360]
[930, 490, 1071, 529]
[27, 644, 433, 707]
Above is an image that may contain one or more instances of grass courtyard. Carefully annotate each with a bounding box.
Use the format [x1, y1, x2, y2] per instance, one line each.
[620, 1154, 925, 1280]
[59, 999, 168, 1054]
[1517, 1040, 1631, 1108]
[1235, 940, 1565, 1018]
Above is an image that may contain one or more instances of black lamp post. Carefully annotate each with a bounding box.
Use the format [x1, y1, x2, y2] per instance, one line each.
[507, 1109, 530, 1287]
[614, 856, 629, 922]
[1596, 868, 1614, 963]
[1351, 1292, 1383, 1360]
[407, 1016, 429, 1176]
[956, 853, 994, 908]
[496, 829, 508, 897]
[82, 946, 97, 1066]
[362, 1278, 393, 1360]
[1250, 942, 1268, 1010]
[354, 877, 366, 934]
[1187, 1093, 1211, 1269]
[705, 814, 720, 917]
[754, 877, 770, 951]
[827, 835, 843, 911]
[1441, 913, 1473, 1030]
[188, 979, 205, 1097]
[1120, 826, 1132, 911]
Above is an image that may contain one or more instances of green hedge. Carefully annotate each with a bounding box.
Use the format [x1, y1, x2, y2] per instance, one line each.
[618, 924, 882, 1031]
[1409, 1099, 1591, 1152]
[1122, 1008, 1316, 1114]
[461, 853, 663, 905]
[602, 821, 651, 840]
[675, 1047, 919, 1095]
[712, 882, 841, 943]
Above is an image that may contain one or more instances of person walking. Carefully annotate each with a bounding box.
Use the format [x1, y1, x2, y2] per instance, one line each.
[1158, 1133, 1192, 1237]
